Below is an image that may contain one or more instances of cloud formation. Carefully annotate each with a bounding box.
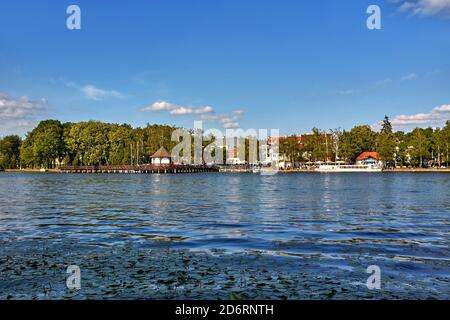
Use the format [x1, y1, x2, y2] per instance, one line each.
[142, 101, 214, 115]
[58, 79, 124, 101]
[0, 94, 46, 120]
[0, 94, 47, 136]
[142, 101, 244, 128]
[396, 0, 450, 17]
[390, 104, 450, 128]
[80, 85, 124, 101]
[200, 110, 244, 129]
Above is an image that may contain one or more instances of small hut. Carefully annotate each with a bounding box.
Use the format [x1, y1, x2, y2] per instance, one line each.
[151, 147, 172, 165]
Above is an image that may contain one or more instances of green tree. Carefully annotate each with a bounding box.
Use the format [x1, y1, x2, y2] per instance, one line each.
[0, 135, 22, 169]
[340, 125, 376, 162]
[20, 120, 65, 168]
[143, 124, 178, 157]
[108, 124, 132, 165]
[408, 128, 430, 167]
[393, 131, 407, 167]
[280, 135, 301, 165]
[376, 124, 396, 167]
[304, 128, 327, 162]
[381, 116, 393, 134]
[65, 121, 111, 166]
[440, 121, 450, 166]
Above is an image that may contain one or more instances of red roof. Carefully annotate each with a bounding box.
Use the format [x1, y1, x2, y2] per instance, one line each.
[356, 152, 380, 161]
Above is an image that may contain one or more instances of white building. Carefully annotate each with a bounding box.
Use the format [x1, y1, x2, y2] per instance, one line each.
[151, 147, 172, 165]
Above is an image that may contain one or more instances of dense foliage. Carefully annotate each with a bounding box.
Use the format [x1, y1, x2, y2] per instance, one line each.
[0, 117, 449, 169]
[274, 117, 450, 168]
[1, 120, 179, 169]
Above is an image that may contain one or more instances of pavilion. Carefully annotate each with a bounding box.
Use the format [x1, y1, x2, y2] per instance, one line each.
[150, 147, 172, 166]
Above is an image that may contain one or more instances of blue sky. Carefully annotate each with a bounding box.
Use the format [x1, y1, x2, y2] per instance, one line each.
[1, 0, 450, 136]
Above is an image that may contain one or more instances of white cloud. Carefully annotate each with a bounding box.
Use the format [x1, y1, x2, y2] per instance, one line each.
[0, 94, 47, 136]
[400, 73, 418, 81]
[194, 106, 214, 114]
[223, 122, 240, 129]
[390, 104, 450, 128]
[142, 101, 214, 115]
[142, 100, 243, 128]
[58, 79, 124, 101]
[0, 94, 46, 120]
[80, 85, 124, 101]
[142, 101, 174, 112]
[200, 110, 244, 129]
[397, 0, 450, 17]
[170, 107, 194, 115]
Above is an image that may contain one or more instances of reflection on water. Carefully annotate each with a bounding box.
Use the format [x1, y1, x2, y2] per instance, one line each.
[0, 173, 449, 264]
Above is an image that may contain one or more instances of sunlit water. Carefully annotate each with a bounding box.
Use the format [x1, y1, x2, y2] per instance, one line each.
[1, 172, 449, 262]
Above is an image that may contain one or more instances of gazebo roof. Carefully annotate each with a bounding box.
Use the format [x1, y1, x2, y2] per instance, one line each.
[151, 146, 171, 158]
[356, 152, 380, 161]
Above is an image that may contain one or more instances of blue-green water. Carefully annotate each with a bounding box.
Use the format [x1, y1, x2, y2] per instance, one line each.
[1, 173, 449, 254]
[0, 172, 449, 299]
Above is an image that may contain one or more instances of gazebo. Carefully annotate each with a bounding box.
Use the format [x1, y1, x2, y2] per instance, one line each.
[150, 147, 172, 166]
[356, 152, 381, 166]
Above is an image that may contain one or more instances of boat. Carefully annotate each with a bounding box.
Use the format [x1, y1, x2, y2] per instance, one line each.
[315, 164, 382, 173]
[252, 166, 278, 175]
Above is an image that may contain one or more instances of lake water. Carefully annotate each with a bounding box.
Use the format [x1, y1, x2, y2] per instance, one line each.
[0, 172, 449, 299]
[1, 172, 449, 255]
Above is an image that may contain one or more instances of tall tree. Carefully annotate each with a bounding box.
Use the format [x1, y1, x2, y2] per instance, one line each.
[381, 116, 393, 134]
[443, 121, 450, 166]
[408, 128, 430, 167]
[0, 135, 22, 169]
[280, 135, 301, 164]
[339, 126, 376, 162]
[376, 132, 396, 167]
[20, 120, 65, 168]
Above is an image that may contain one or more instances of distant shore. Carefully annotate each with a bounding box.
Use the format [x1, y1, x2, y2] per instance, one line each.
[279, 168, 450, 173]
[383, 168, 450, 172]
[2, 167, 450, 174]
[3, 169, 59, 173]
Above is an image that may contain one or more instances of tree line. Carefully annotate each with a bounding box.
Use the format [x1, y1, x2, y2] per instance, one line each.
[0, 117, 449, 169]
[0, 120, 180, 169]
[280, 116, 450, 167]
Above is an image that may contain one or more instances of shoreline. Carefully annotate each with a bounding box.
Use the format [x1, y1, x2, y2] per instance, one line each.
[2, 167, 450, 174]
[279, 168, 450, 173]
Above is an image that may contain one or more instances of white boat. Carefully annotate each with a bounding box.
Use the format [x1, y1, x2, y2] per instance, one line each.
[315, 164, 382, 173]
[253, 167, 278, 175]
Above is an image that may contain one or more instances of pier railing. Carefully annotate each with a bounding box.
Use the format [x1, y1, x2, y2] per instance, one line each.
[58, 164, 219, 174]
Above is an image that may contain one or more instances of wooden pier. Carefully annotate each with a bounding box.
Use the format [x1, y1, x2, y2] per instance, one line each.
[58, 164, 219, 174]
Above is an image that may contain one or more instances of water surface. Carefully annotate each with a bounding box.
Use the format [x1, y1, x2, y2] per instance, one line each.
[0, 172, 449, 298]
[0, 173, 449, 256]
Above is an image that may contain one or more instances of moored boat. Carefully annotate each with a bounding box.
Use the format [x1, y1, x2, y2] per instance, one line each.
[315, 164, 382, 173]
